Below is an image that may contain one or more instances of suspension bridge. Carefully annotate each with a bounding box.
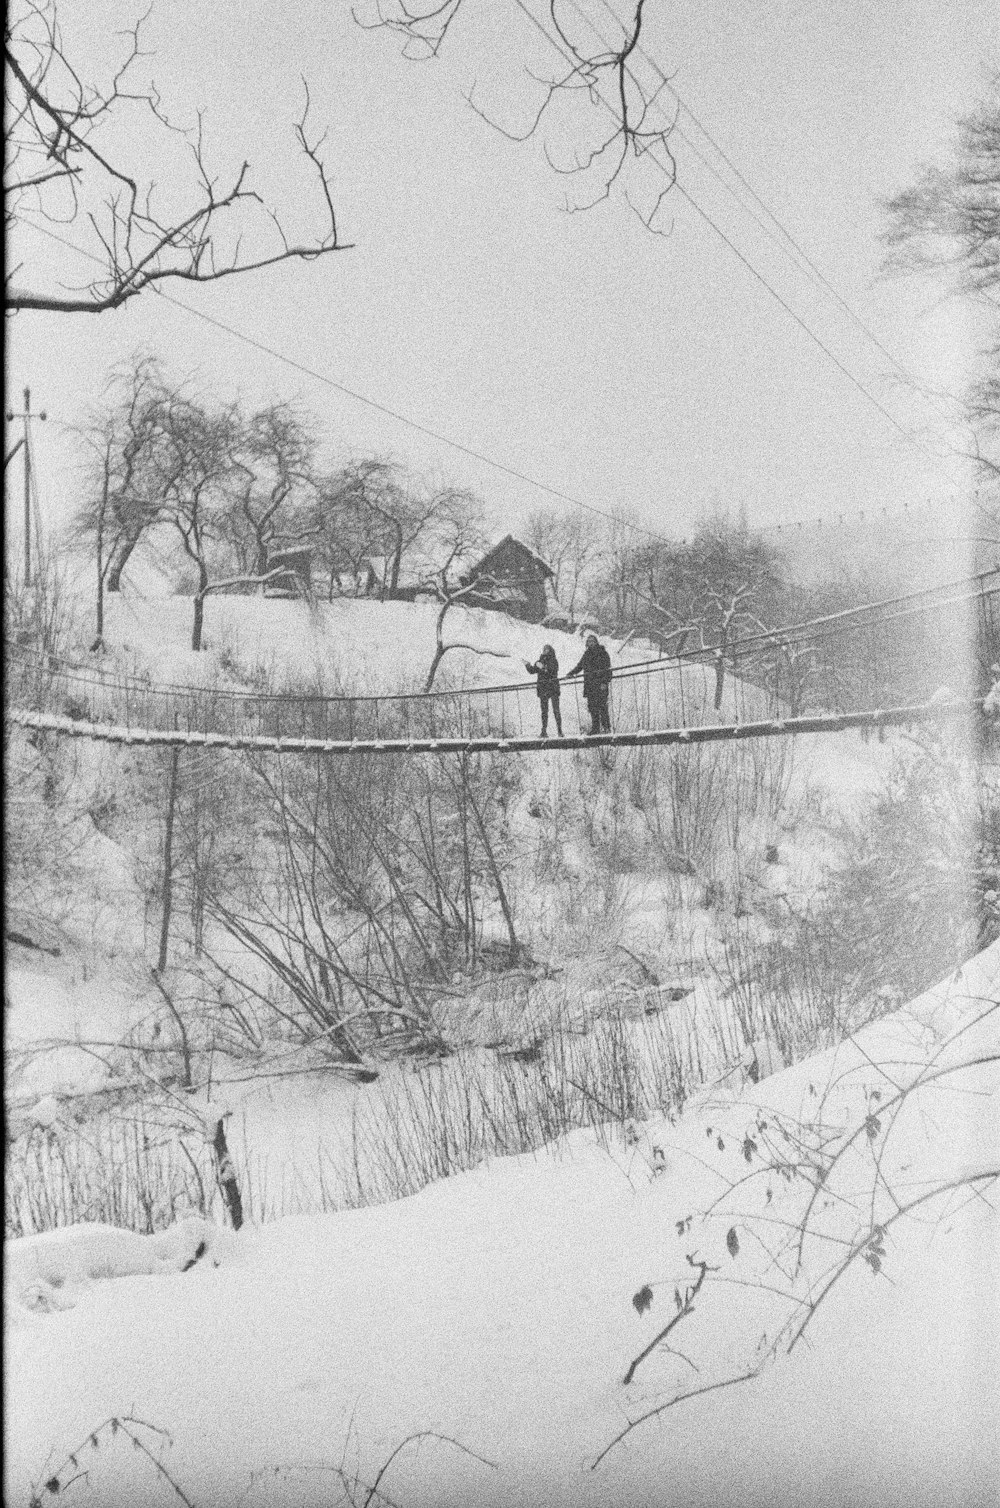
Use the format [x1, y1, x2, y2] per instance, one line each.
[7, 569, 999, 757]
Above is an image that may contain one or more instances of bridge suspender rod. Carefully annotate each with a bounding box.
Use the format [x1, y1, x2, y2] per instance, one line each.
[8, 698, 985, 759]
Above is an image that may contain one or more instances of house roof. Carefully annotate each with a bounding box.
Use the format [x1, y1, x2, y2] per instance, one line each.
[470, 535, 555, 580]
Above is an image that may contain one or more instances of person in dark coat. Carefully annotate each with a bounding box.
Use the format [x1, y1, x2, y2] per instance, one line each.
[525, 643, 563, 736]
[566, 634, 612, 733]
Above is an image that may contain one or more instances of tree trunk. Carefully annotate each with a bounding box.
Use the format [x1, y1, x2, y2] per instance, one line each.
[211, 1117, 244, 1230]
[191, 593, 205, 651]
[107, 533, 140, 592]
[93, 512, 105, 650]
[191, 558, 210, 650]
[463, 759, 519, 963]
[387, 522, 403, 597]
[425, 599, 451, 691]
[713, 649, 726, 711]
[424, 643, 446, 693]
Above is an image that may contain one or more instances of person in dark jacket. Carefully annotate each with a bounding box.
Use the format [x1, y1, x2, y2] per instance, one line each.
[566, 634, 612, 733]
[525, 643, 563, 736]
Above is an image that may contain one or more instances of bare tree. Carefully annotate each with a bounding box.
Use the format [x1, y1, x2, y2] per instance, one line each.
[882, 78, 1000, 300]
[883, 78, 1000, 482]
[311, 468, 380, 599]
[75, 367, 313, 647]
[525, 506, 606, 625]
[153, 389, 240, 651]
[417, 488, 512, 690]
[371, 470, 462, 598]
[72, 357, 176, 644]
[360, 1, 679, 228]
[597, 509, 787, 658]
[6, 0, 348, 314]
[222, 402, 318, 578]
[311, 459, 448, 599]
[202, 744, 522, 1054]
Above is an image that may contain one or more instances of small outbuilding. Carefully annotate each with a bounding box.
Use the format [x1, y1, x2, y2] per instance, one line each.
[461, 535, 556, 624]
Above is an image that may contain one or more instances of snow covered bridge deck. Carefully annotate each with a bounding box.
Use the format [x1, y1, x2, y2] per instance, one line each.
[8, 697, 987, 757]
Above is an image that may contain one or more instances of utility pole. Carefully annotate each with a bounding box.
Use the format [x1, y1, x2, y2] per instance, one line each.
[5, 387, 47, 585]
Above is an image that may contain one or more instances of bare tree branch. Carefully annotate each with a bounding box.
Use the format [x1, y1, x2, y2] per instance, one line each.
[359, 0, 678, 223]
[6, 0, 350, 314]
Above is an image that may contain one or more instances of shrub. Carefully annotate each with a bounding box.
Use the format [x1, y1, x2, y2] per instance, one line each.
[810, 725, 1000, 1004]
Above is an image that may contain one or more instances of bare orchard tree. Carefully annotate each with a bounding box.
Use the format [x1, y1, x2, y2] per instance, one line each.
[524, 505, 606, 626]
[6, 0, 347, 314]
[150, 387, 241, 651]
[311, 458, 448, 599]
[369, 469, 465, 599]
[631, 513, 784, 648]
[310, 467, 383, 599]
[594, 509, 789, 705]
[75, 367, 311, 648]
[72, 357, 175, 646]
[419, 488, 512, 691]
[221, 401, 318, 578]
[359, 1, 679, 228]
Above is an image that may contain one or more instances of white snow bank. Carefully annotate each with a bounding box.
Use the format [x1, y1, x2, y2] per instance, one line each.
[6, 1217, 228, 1316]
[4, 946, 997, 1507]
[75, 585, 622, 696]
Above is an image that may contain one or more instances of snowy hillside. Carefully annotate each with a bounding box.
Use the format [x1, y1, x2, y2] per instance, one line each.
[7, 556, 996, 1508]
[35, 573, 784, 737]
[49, 570, 646, 696]
[5, 946, 998, 1508]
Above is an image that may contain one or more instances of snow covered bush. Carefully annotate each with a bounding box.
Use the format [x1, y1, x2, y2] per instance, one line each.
[5, 1104, 214, 1240]
[4, 552, 77, 679]
[4, 731, 96, 944]
[198, 745, 524, 1062]
[600, 953, 999, 1472]
[814, 724, 1000, 1003]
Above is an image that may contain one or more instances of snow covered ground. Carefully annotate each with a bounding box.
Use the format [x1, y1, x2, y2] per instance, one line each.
[52, 573, 657, 698]
[6, 575, 994, 1507]
[6, 946, 998, 1508]
[36, 574, 785, 737]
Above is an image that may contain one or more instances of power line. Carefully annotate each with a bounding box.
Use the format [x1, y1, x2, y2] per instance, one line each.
[13, 566, 993, 697]
[516, 0, 932, 454]
[26, 0, 931, 573]
[28, 221, 677, 549]
[671, 174, 929, 449]
[564, 0, 934, 449]
[588, 0, 954, 418]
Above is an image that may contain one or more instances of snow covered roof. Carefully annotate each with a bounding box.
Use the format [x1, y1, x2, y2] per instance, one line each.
[468, 535, 555, 580]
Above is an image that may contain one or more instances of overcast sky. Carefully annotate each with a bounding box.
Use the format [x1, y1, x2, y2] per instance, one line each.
[7, 0, 1000, 557]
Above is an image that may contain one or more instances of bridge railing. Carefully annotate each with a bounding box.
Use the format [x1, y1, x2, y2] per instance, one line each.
[7, 569, 998, 742]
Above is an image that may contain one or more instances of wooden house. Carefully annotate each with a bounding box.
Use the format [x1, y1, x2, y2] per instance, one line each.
[461, 536, 556, 624]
